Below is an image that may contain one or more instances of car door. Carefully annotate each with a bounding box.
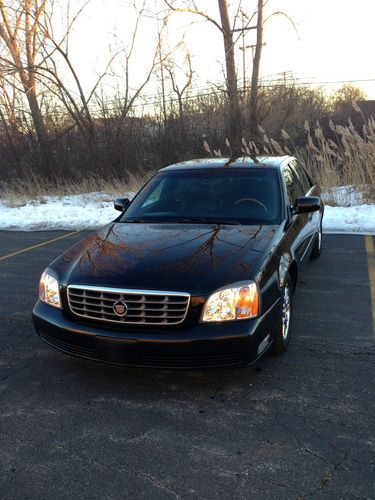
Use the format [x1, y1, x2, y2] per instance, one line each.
[282, 163, 311, 265]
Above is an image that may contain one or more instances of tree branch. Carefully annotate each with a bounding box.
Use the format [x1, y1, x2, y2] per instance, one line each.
[163, 0, 223, 32]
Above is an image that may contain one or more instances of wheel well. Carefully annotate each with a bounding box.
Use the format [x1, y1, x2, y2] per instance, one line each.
[288, 261, 298, 293]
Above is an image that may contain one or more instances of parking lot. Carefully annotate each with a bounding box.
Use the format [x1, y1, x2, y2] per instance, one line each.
[0, 231, 374, 499]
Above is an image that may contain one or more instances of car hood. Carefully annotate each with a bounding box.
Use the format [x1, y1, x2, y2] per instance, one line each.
[52, 222, 278, 295]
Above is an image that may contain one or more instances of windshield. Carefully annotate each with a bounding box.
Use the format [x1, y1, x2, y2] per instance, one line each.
[121, 168, 282, 225]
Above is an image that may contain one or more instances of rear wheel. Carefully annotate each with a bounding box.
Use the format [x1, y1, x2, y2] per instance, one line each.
[310, 221, 322, 259]
[272, 275, 293, 355]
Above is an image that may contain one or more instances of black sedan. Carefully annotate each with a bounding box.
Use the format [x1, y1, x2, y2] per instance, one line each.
[33, 156, 324, 369]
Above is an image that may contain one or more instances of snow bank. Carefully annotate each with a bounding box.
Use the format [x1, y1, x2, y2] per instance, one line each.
[321, 185, 366, 207]
[323, 205, 375, 234]
[0, 193, 133, 231]
[320, 185, 375, 234]
[0, 190, 373, 234]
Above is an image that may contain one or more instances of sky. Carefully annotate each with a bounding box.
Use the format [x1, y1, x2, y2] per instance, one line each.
[64, 0, 375, 101]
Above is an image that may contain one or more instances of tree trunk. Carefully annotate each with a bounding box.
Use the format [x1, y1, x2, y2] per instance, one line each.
[249, 0, 264, 141]
[26, 88, 48, 144]
[0, 106, 19, 167]
[218, 0, 242, 157]
[177, 93, 184, 121]
[0, 3, 51, 174]
[22, 78, 51, 173]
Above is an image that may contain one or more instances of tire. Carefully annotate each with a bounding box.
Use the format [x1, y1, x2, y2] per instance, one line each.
[310, 221, 322, 259]
[271, 275, 293, 355]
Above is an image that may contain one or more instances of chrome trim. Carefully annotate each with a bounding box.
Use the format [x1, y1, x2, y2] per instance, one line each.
[68, 285, 190, 297]
[67, 285, 191, 326]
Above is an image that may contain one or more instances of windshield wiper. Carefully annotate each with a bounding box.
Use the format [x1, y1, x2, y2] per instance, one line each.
[122, 217, 241, 225]
[122, 218, 151, 223]
[177, 218, 241, 225]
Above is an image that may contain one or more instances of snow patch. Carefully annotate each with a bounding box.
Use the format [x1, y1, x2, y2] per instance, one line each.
[321, 185, 366, 206]
[323, 205, 375, 234]
[0, 190, 373, 234]
[0, 192, 134, 231]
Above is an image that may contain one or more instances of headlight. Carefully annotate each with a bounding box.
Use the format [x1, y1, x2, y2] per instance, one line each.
[201, 282, 259, 322]
[39, 269, 61, 309]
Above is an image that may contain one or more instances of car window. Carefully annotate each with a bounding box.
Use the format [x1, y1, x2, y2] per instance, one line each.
[283, 166, 300, 205]
[287, 164, 306, 199]
[141, 178, 166, 208]
[122, 168, 282, 225]
[291, 160, 313, 194]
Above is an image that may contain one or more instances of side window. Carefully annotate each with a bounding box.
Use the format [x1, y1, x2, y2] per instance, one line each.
[283, 166, 300, 205]
[291, 160, 313, 195]
[289, 163, 305, 198]
[141, 178, 166, 208]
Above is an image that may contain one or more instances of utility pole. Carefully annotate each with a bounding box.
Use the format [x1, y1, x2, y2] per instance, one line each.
[239, 14, 253, 92]
[164, 0, 262, 155]
[240, 41, 266, 92]
[157, 22, 167, 127]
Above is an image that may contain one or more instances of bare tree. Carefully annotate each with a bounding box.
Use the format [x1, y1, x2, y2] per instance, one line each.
[31, 0, 113, 149]
[0, 71, 21, 164]
[0, 0, 51, 169]
[164, 0, 250, 156]
[165, 44, 193, 121]
[164, 0, 297, 153]
[118, 1, 160, 120]
[217, 0, 241, 156]
[12, 1, 164, 159]
[245, 3, 298, 140]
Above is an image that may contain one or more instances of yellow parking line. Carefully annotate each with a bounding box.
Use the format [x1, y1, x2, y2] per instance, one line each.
[0, 231, 79, 262]
[365, 235, 375, 338]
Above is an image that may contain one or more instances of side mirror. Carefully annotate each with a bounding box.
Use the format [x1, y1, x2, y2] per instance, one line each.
[293, 196, 321, 215]
[114, 197, 130, 212]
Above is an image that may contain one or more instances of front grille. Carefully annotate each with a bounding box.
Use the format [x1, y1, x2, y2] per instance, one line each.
[67, 286, 190, 326]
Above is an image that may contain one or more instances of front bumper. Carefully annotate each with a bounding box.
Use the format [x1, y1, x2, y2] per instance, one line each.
[32, 300, 280, 369]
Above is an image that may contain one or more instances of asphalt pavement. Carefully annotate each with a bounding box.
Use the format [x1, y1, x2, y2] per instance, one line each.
[0, 231, 374, 499]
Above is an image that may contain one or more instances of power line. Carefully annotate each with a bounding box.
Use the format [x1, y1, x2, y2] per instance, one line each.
[263, 77, 375, 86]
[1, 75, 374, 120]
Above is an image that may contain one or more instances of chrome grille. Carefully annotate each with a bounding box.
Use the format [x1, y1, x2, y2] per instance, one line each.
[67, 285, 190, 325]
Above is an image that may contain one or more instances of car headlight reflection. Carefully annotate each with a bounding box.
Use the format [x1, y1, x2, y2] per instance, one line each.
[39, 270, 61, 309]
[201, 282, 259, 322]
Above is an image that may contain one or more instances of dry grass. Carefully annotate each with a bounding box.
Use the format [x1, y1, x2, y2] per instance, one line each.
[0, 171, 148, 207]
[242, 105, 375, 204]
[1, 104, 374, 207]
[302, 115, 374, 203]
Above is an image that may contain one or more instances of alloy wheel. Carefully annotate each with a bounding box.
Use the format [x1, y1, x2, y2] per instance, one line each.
[281, 284, 291, 341]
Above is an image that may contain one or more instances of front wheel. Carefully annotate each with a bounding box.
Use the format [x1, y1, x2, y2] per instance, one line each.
[272, 276, 293, 355]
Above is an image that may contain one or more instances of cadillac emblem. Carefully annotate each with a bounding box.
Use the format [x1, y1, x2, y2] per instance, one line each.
[113, 301, 128, 317]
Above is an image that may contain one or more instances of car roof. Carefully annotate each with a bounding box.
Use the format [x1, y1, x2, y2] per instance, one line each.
[159, 156, 292, 172]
